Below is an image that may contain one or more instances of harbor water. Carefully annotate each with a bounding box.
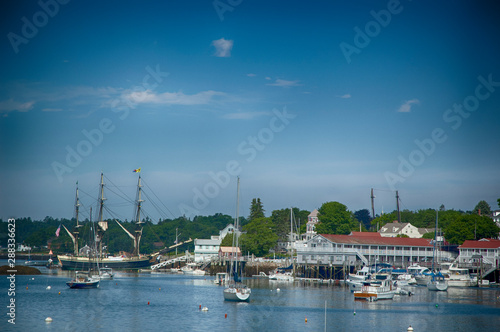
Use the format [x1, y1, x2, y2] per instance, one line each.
[2, 267, 500, 331]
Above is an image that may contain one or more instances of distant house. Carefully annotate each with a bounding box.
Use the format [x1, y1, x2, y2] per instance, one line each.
[304, 209, 319, 241]
[492, 210, 500, 232]
[17, 244, 31, 252]
[219, 246, 241, 259]
[379, 221, 423, 238]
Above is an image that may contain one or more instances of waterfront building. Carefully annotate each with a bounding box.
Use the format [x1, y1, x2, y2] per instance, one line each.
[219, 246, 241, 260]
[296, 232, 455, 268]
[194, 223, 242, 262]
[457, 239, 500, 269]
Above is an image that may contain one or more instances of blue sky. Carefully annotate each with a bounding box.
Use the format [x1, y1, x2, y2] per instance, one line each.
[1, 0, 500, 222]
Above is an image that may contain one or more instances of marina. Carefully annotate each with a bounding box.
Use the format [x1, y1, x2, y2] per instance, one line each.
[2, 265, 500, 332]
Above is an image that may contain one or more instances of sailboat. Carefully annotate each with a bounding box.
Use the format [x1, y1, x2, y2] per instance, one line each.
[223, 177, 251, 302]
[58, 173, 152, 270]
[427, 209, 448, 291]
[66, 207, 100, 289]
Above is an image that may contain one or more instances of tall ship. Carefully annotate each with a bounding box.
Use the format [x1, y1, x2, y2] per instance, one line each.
[58, 172, 152, 270]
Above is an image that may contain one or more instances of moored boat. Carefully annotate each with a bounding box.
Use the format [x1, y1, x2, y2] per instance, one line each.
[353, 273, 395, 301]
[66, 271, 100, 289]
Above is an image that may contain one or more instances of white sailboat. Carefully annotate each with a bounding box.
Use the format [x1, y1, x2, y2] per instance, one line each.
[427, 210, 448, 291]
[223, 177, 251, 302]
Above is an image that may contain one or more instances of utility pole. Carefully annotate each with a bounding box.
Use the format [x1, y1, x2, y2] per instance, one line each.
[371, 188, 375, 220]
[396, 190, 401, 223]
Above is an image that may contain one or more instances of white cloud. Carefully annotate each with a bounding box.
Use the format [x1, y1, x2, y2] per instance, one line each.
[223, 111, 269, 120]
[265, 77, 271, 80]
[337, 94, 351, 99]
[0, 99, 35, 113]
[398, 99, 420, 112]
[124, 90, 225, 106]
[246, 73, 257, 77]
[212, 38, 233, 57]
[42, 108, 63, 112]
[266, 78, 301, 87]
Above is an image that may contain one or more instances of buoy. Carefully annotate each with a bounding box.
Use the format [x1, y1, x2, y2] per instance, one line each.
[202, 307, 208, 311]
[58, 291, 61, 295]
[277, 288, 280, 292]
[26, 286, 28, 290]
[225, 313, 227, 319]
[305, 317, 307, 323]
[148, 301, 150, 305]
[159, 288, 161, 290]
[407, 325, 414, 332]
[199, 305, 202, 310]
[45, 317, 53, 322]
[46, 286, 51, 290]
[353, 310, 356, 315]
[435, 304, 439, 308]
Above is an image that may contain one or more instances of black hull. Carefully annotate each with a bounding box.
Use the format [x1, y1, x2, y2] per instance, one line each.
[58, 255, 151, 270]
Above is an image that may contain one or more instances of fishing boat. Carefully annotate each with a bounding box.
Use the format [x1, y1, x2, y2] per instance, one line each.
[66, 271, 100, 289]
[427, 210, 448, 291]
[181, 263, 206, 276]
[99, 267, 114, 280]
[58, 173, 151, 270]
[353, 273, 396, 301]
[223, 177, 251, 302]
[445, 265, 473, 287]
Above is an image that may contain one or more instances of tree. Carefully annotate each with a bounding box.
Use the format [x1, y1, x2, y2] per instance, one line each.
[439, 204, 445, 211]
[239, 217, 277, 257]
[354, 209, 372, 230]
[497, 198, 500, 208]
[444, 214, 500, 244]
[473, 200, 491, 216]
[220, 233, 234, 247]
[315, 202, 358, 235]
[249, 198, 265, 221]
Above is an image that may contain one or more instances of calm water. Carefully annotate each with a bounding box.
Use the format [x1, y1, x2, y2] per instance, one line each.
[2, 266, 500, 331]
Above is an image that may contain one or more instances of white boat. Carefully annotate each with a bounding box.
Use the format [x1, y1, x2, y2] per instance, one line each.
[348, 266, 370, 281]
[427, 211, 448, 292]
[268, 271, 294, 282]
[215, 272, 228, 284]
[66, 271, 100, 289]
[99, 267, 114, 280]
[252, 271, 268, 279]
[445, 265, 473, 287]
[353, 273, 395, 301]
[181, 263, 206, 276]
[223, 177, 251, 302]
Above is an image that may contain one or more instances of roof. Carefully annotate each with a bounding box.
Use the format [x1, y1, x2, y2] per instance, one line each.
[308, 209, 319, 217]
[319, 233, 432, 247]
[219, 246, 241, 253]
[459, 239, 500, 249]
[195, 238, 221, 245]
[379, 222, 410, 233]
[350, 232, 381, 237]
[418, 228, 435, 235]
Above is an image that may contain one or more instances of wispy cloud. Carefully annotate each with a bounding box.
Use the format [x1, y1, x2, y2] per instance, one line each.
[0, 99, 35, 113]
[246, 73, 257, 77]
[337, 94, 351, 99]
[42, 108, 63, 112]
[223, 111, 269, 120]
[265, 77, 271, 80]
[398, 99, 420, 112]
[212, 38, 233, 57]
[267, 78, 301, 87]
[123, 90, 225, 106]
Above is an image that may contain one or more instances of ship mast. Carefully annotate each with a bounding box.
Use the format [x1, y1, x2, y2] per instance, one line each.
[73, 181, 82, 255]
[133, 174, 144, 256]
[96, 172, 108, 258]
